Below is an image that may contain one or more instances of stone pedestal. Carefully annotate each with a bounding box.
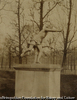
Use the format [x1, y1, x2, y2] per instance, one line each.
[14, 64, 61, 97]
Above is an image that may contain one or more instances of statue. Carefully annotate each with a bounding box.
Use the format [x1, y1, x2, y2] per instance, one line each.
[21, 26, 62, 63]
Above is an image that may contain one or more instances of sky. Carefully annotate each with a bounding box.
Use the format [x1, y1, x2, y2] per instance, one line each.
[0, 0, 77, 50]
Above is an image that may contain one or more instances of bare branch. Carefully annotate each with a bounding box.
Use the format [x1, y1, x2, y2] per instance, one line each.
[21, 25, 27, 34]
[15, 34, 19, 38]
[11, 39, 19, 44]
[67, 15, 77, 49]
[43, 2, 59, 19]
[21, 33, 30, 45]
[7, 33, 19, 44]
[33, 0, 41, 4]
[0, 15, 2, 24]
[0, 2, 6, 10]
[70, 39, 77, 43]
[20, 7, 24, 15]
[30, 19, 40, 29]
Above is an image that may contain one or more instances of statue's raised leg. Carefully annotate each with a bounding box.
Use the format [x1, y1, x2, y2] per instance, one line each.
[33, 47, 38, 63]
[21, 45, 33, 57]
[36, 51, 42, 63]
[36, 45, 42, 63]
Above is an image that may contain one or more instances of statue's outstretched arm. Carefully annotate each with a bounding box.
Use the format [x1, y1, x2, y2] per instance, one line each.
[45, 29, 62, 32]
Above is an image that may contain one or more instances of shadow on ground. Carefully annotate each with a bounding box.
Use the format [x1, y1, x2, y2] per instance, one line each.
[61, 74, 77, 98]
[0, 70, 15, 97]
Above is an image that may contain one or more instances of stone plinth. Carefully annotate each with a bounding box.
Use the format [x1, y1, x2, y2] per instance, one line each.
[14, 64, 61, 97]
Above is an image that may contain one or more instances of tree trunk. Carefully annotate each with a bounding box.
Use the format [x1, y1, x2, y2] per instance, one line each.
[9, 46, 11, 68]
[18, 0, 22, 64]
[40, 0, 43, 31]
[62, 0, 72, 68]
[62, 50, 67, 67]
[74, 47, 75, 70]
[1, 53, 4, 68]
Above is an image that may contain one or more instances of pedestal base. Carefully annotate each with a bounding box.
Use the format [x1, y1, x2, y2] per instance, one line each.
[14, 64, 61, 97]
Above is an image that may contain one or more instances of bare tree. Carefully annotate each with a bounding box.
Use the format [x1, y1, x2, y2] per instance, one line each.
[17, 0, 22, 63]
[61, 0, 77, 68]
[30, 0, 62, 31]
[6, 0, 33, 64]
[0, 0, 10, 68]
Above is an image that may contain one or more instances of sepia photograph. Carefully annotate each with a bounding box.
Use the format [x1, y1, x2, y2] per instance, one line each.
[0, 0, 77, 99]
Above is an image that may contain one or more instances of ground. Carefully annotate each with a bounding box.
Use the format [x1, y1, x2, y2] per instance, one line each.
[0, 70, 15, 97]
[61, 74, 77, 98]
[0, 70, 77, 98]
